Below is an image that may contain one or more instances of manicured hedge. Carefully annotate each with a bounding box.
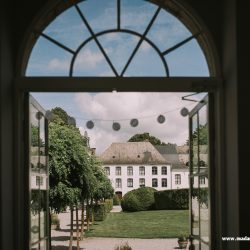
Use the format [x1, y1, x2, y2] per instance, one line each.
[121, 187, 156, 212]
[93, 199, 113, 221]
[154, 189, 189, 210]
[105, 199, 113, 213]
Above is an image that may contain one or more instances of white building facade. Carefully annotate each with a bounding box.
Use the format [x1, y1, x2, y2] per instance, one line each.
[103, 164, 172, 196]
[99, 141, 206, 197]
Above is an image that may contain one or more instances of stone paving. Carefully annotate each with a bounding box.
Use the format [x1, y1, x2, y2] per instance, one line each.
[51, 206, 189, 250]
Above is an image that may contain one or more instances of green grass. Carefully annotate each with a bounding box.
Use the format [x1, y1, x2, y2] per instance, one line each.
[86, 210, 188, 238]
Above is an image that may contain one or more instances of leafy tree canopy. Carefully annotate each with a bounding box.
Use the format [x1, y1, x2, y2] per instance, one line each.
[128, 133, 169, 146]
[51, 107, 76, 127]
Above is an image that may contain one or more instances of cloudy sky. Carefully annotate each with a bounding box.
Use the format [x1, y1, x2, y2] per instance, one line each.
[32, 92, 206, 155]
[28, 0, 208, 154]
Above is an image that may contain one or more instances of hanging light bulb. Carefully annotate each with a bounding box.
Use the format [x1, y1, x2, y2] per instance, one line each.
[180, 108, 189, 117]
[130, 118, 139, 127]
[157, 115, 165, 124]
[86, 120, 94, 129]
[112, 122, 121, 131]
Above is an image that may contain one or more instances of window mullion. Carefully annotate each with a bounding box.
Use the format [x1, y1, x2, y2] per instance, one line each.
[74, 4, 119, 77]
[120, 6, 161, 77]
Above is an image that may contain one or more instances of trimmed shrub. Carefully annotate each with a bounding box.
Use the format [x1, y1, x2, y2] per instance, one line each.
[105, 199, 113, 213]
[154, 189, 189, 210]
[113, 194, 121, 205]
[121, 187, 156, 212]
[93, 204, 107, 221]
[93, 199, 113, 221]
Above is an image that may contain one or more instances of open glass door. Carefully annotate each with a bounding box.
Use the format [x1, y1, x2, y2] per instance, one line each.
[189, 95, 210, 250]
[29, 95, 49, 250]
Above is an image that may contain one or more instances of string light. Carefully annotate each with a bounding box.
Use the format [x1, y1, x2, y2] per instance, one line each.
[79, 104, 194, 130]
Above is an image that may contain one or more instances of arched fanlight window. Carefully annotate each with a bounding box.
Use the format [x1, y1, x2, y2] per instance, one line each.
[25, 0, 210, 77]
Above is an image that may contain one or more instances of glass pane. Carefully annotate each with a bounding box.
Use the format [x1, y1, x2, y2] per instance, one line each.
[30, 104, 40, 244]
[43, 6, 90, 51]
[40, 190, 48, 239]
[165, 39, 209, 76]
[201, 242, 209, 250]
[200, 184, 209, 244]
[121, 0, 158, 34]
[191, 114, 198, 175]
[198, 105, 208, 174]
[77, 0, 116, 33]
[147, 9, 191, 52]
[124, 41, 166, 76]
[39, 239, 48, 250]
[30, 96, 49, 249]
[31, 243, 39, 250]
[191, 176, 199, 236]
[191, 239, 200, 250]
[30, 190, 40, 244]
[72, 41, 115, 76]
[98, 32, 140, 75]
[26, 36, 73, 76]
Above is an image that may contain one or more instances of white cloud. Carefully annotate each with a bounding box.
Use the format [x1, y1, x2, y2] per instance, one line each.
[74, 92, 197, 155]
[48, 58, 69, 71]
[75, 48, 105, 69]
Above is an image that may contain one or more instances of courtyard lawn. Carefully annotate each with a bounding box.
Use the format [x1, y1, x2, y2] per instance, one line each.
[86, 210, 189, 238]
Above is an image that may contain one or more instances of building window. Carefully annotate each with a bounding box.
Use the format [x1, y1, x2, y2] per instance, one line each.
[36, 176, 43, 186]
[139, 178, 145, 187]
[116, 178, 122, 188]
[152, 178, 158, 187]
[152, 166, 158, 175]
[116, 166, 121, 175]
[162, 178, 167, 187]
[199, 176, 206, 185]
[175, 174, 181, 185]
[139, 166, 145, 175]
[127, 166, 133, 176]
[104, 167, 110, 175]
[161, 166, 167, 175]
[127, 178, 133, 187]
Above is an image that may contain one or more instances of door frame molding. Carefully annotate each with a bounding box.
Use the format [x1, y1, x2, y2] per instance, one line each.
[14, 76, 223, 250]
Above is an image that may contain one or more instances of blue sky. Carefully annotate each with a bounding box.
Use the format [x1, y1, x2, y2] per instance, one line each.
[28, 0, 208, 154]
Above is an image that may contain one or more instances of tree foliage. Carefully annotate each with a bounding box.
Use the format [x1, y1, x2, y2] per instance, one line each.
[128, 132, 169, 146]
[48, 107, 113, 213]
[186, 124, 208, 146]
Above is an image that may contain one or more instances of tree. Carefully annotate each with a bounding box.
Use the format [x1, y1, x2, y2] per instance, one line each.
[186, 124, 208, 145]
[51, 107, 76, 127]
[128, 132, 169, 146]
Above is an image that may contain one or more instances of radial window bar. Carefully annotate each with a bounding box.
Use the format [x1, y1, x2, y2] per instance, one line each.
[34, 0, 204, 77]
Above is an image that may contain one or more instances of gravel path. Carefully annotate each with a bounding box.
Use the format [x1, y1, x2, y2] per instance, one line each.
[51, 209, 189, 250]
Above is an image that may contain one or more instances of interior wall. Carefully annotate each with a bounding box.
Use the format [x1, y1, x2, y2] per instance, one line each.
[221, 0, 239, 248]
[0, 3, 14, 250]
[237, 1, 250, 248]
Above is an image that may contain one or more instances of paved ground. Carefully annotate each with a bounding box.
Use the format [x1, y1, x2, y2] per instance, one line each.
[51, 207, 189, 250]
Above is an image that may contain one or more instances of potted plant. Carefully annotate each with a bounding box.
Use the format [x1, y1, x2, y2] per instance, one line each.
[114, 242, 132, 250]
[51, 213, 60, 230]
[177, 235, 188, 249]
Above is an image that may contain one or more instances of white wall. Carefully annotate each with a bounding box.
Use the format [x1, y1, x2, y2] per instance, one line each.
[104, 164, 171, 196]
[171, 169, 189, 189]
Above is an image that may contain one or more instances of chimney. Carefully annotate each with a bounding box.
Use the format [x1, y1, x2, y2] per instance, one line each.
[90, 148, 96, 155]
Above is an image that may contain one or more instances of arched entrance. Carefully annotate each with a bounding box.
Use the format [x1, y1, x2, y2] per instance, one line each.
[15, 1, 221, 249]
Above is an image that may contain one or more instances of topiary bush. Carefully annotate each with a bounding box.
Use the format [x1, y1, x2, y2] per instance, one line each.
[154, 189, 189, 210]
[121, 187, 156, 212]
